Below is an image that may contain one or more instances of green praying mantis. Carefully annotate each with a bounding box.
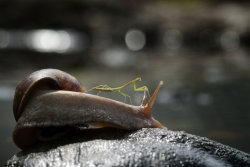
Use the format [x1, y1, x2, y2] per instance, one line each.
[90, 77, 150, 104]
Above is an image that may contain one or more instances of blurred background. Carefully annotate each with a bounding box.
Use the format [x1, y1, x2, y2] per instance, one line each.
[1, 0, 250, 165]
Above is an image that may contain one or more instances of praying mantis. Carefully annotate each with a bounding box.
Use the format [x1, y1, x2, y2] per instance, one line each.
[90, 77, 150, 104]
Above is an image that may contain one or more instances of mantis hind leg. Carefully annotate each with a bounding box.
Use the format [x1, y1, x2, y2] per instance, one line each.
[118, 90, 132, 104]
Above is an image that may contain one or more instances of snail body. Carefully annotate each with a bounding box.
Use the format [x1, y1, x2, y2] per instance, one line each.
[13, 69, 167, 149]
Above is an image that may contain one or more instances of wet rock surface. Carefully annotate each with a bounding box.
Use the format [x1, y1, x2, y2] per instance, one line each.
[6, 128, 250, 167]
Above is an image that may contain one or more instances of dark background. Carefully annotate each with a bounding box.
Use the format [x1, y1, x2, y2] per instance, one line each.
[1, 0, 250, 165]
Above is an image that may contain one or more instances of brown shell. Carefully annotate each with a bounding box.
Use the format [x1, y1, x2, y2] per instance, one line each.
[13, 69, 86, 121]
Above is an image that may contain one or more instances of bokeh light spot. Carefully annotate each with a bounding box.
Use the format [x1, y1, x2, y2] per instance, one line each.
[125, 29, 146, 51]
[163, 29, 183, 50]
[220, 30, 240, 52]
[0, 30, 10, 48]
[27, 30, 72, 53]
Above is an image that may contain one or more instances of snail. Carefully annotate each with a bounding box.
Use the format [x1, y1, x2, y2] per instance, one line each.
[13, 69, 167, 149]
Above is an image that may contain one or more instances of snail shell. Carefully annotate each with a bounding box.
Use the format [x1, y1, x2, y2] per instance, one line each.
[13, 69, 86, 121]
[13, 69, 166, 149]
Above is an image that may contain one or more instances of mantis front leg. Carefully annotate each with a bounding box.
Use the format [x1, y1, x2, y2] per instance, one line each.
[133, 81, 150, 96]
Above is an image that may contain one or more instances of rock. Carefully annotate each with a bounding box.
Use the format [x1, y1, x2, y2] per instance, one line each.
[6, 128, 250, 167]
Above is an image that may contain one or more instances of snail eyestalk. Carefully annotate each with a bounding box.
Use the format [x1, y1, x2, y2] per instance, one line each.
[142, 81, 164, 118]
